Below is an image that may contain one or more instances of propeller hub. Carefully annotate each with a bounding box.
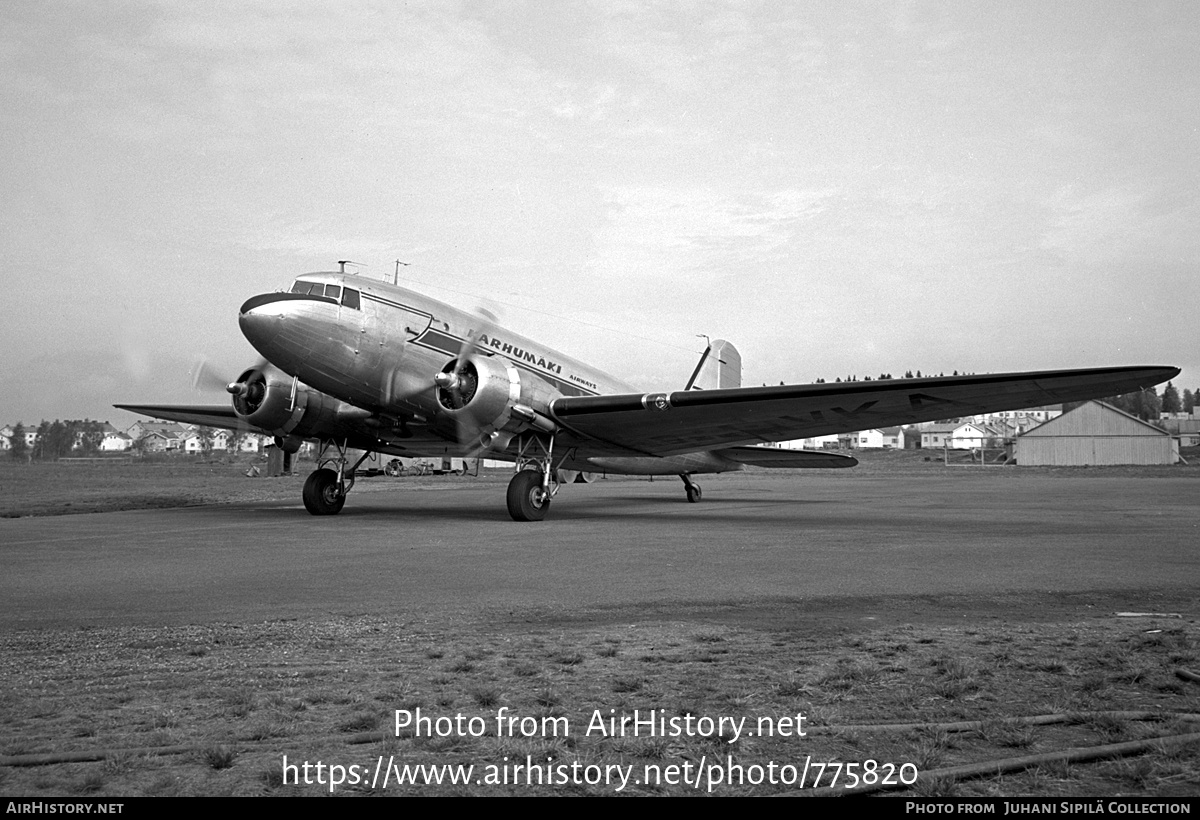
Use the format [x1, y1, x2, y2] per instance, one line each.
[436, 360, 479, 411]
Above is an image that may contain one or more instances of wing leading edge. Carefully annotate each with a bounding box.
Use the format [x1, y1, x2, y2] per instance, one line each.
[114, 404, 243, 430]
[549, 365, 1179, 457]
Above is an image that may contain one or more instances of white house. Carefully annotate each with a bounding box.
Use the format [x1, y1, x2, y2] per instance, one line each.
[841, 429, 903, 449]
[921, 422, 1002, 450]
[97, 423, 133, 452]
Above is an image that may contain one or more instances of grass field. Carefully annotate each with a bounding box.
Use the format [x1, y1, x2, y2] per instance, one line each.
[1, 452, 1198, 797]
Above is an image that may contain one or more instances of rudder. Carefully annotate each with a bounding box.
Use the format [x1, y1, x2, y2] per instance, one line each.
[689, 339, 741, 390]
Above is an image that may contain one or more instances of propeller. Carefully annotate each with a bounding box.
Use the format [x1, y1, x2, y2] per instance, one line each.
[434, 307, 497, 401]
[188, 356, 270, 450]
[190, 357, 232, 393]
[190, 356, 269, 398]
[433, 307, 503, 456]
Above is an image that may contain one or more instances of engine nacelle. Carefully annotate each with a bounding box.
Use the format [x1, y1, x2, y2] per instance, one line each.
[228, 364, 339, 439]
[434, 355, 560, 449]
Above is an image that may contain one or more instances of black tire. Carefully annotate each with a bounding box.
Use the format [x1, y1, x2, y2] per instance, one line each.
[686, 484, 702, 503]
[303, 468, 345, 515]
[506, 470, 549, 521]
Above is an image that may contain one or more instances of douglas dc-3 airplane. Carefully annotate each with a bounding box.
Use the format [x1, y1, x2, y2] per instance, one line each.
[118, 270, 1178, 521]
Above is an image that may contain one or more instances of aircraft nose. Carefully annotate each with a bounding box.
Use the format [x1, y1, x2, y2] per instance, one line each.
[237, 293, 291, 352]
[237, 290, 344, 374]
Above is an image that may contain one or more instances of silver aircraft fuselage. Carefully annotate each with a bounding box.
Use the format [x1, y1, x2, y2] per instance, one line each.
[236, 272, 736, 474]
[239, 272, 637, 409]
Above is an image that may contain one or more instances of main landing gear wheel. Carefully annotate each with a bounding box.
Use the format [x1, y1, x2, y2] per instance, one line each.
[303, 468, 345, 516]
[681, 474, 703, 503]
[507, 469, 549, 522]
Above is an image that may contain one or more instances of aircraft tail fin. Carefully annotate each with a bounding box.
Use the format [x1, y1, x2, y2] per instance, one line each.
[686, 339, 741, 390]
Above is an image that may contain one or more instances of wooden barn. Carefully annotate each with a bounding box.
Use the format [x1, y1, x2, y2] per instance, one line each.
[1014, 401, 1178, 466]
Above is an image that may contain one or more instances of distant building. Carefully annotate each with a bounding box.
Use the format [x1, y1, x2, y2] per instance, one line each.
[180, 430, 206, 454]
[971, 405, 1062, 426]
[138, 430, 182, 452]
[1150, 417, 1200, 448]
[127, 420, 188, 441]
[1014, 401, 1178, 466]
[921, 421, 1002, 450]
[95, 423, 133, 452]
[763, 435, 841, 451]
[847, 429, 885, 449]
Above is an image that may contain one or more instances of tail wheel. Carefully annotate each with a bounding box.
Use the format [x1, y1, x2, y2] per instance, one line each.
[506, 469, 549, 522]
[303, 468, 345, 515]
[686, 484, 702, 503]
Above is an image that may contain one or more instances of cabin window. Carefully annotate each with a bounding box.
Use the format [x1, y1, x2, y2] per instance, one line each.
[342, 288, 360, 310]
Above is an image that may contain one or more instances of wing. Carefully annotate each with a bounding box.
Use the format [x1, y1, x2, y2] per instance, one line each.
[549, 365, 1179, 457]
[114, 404, 246, 430]
[113, 401, 472, 459]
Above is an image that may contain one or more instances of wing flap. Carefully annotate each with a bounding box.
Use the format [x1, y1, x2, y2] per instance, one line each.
[550, 366, 1179, 457]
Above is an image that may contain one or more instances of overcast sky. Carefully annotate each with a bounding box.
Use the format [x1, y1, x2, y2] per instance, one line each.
[2, 1, 1196, 428]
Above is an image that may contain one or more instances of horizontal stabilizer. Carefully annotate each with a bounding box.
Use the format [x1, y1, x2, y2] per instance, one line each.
[717, 445, 858, 469]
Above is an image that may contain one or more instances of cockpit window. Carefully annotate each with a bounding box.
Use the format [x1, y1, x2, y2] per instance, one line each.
[291, 280, 355, 306]
[290, 281, 325, 295]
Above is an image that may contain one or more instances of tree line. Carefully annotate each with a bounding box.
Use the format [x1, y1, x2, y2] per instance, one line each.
[1064, 382, 1195, 422]
[7, 420, 111, 462]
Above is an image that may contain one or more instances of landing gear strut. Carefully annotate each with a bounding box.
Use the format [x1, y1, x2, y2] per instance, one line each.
[681, 473, 703, 503]
[303, 439, 373, 516]
[506, 433, 560, 521]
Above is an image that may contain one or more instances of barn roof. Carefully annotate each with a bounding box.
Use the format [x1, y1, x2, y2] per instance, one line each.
[1018, 401, 1170, 438]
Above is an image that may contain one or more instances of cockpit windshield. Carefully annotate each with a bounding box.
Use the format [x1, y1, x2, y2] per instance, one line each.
[289, 280, 360, 310]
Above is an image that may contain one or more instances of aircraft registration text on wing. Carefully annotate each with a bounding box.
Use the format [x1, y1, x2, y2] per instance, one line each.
[117, 270, 1180, 521]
